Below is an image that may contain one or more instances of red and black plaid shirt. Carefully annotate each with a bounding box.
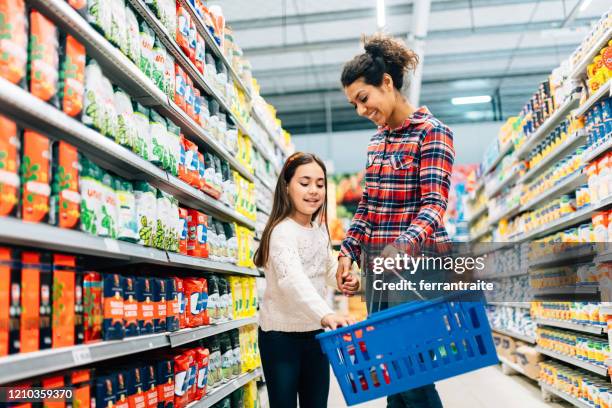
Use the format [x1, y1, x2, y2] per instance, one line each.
[340, 107, 455, 262]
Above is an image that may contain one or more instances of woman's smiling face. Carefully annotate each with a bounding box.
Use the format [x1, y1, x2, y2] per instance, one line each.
[344, 75, 395, 127]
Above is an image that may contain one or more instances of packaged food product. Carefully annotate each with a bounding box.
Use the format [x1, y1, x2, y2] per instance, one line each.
[195, 33, 205, 74]
[95, 374, 117, 408]
[68, 369, 92, 408]
[132, 102, 150, 160]
[178, 207, 188, 254]
[207, 275, 220, 322]
[173, 352, 191, 408]
[0, 116, 20, 217]
[125, 6, 140, 65]
[149, 110, 167, 167]
[125, 366, 146, 408]
[114, 88, 135, 148]
[21, 130, 50, 223]
[115, 371, 129, 408]
[136, 277, 154, 334]
[187, 209, 207, 258]
[169, 196, 180, 252]
[139, 21, 155, 79]
[142, 364, 158, 408]
[51, 254, 76, 349]
[177, 3, 190, 55]
[220, 333, 232, 382]
[79, 156, 101, 235]
[0, 0, 28, 86]
[183, 278, 203, 328]
[58, 35, 85, 118]
[156, 359, 174, 408]
[152, 278, 167, 333]
[195, 347, 209, 399]
[39, 257, 52, 350]
[199, 277, 209, 326]
[175, 64, 186, 110]
[50, 141, 80, 229]
[0, 248, 15, 355]
[598, 155, 610, 201]
[207, 336, 221, 388]
[123, 276, 139, 337]
[99, 172, 119, 238]
[230, 329, 241, 376]
[152, 36, 166, 92]
[82, 60, 105, 133]
[116, 180, 138, 242]
[28, 10, 59, 106]
[166, 121, 181, 176]
[103, 273, 124, 340]
[155, 189, 172, 250]
[134, 181, 157, 246]
[164, 52, 175, 101]
[83, 271, 102, 343]
[109, 0, 128, 54]
[174, 277, 187, 329]
[165, 277, 179, 332]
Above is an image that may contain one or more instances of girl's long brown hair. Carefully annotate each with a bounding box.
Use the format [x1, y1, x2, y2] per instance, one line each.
[253, 152, 330, 268]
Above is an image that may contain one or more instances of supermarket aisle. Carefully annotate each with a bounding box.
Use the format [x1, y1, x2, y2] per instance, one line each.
[328, 365, 570, 408]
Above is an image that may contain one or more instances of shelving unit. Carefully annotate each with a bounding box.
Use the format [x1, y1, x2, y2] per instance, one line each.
[535, 318, 607, 335]
[539, 382, 592, 408]
[483, 140, 513, 175]
[527, 246, 596, 269]
[486, 169, 521, 199]
[488, 203, 521, 226]
[187, 368, 263, 408]
[533, 285, 600, 297]
[582, 135, 612, 164]
[520, 171, 587, 212]
[0, 318, 258, 384]
[570, 27, 612, 80]
[466, 205, 488, 224]
[492, 328, 536, 344]
[574, 79, 612, 118]
[488, 302, 531, 309]
[535, 347, 608, 377]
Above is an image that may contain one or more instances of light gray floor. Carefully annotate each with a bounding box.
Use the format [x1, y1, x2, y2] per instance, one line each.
[327, 365, 571, 408]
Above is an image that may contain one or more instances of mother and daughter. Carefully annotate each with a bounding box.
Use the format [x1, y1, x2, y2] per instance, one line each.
[254, 34, 455, 408]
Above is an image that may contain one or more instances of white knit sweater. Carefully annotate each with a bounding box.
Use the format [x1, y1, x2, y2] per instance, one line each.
[259, 218, 339, 332]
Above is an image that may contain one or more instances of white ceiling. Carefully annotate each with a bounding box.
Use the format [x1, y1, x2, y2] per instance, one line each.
[214, 0, 611, 134]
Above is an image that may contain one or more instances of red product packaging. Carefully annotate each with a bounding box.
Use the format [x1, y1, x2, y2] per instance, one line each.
[179, 207, 188, 254]
[185, 78, 195, 120]
[176, 3, 190, 56]
[102, 273, 124, 341]
[165, 278, 179, 332]
[194, 33, 205, 74]
[155, 359, 174, 408]
[187, 20, 196, 63]
[178, 135, 188, 184]
[115, 371, 129, 408]
[123, 276, 140, 337]
[67, 369, 92, 408]
[152, 278, 167, 333]
[74, 268, 84, 345]
[175, 64, 186, 111]
[174, 277, 187, 329]
[20, 251, 44, 353]
[193, 88, 202, 125]
[194, 347, 209, 400]
[136, 277, 154, 334]
[173, 353, 191, 408]
[185, 140, 200, 189]
[41, 374, 65, 408]
[142, 364, 158, 408]
[182, 349, 197, 402]
[83, 271, 102, 343]
[187, 209, 201, 258]
[183, 278, 203, 328]
[199, 278, 209, 326]
[124, 366, 145, 408]
[0, 247, 15, 356]
[51, 254, 76, 349]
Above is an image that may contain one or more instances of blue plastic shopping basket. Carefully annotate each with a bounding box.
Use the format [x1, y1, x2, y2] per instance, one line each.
[316, 292, 498, 405]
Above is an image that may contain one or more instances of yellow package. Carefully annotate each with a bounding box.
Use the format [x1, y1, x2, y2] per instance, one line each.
[229, 276, 243, 319]
[243, 380, 259, 408]
[242, 277, 252, 317]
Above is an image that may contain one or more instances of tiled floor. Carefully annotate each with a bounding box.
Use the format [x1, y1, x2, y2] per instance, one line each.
[327, 365, 571, 408]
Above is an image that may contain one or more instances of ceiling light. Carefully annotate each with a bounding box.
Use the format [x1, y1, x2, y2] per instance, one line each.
[451, 95, 492, 105]
[377, 0, 386, 29]
[579, 0, 593, 12]
[465, 111, 486, 120]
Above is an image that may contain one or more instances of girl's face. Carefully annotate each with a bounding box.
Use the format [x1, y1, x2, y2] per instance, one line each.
[345, 76, 395, 127]
[288, 162, 326, 219]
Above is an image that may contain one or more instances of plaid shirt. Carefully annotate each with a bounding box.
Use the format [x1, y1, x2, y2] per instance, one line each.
[340, 107, 455, 263]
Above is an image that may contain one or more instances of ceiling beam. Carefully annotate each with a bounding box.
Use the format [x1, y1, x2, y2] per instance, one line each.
[242, 17, 590, 56]
[229, 0, 561, 30]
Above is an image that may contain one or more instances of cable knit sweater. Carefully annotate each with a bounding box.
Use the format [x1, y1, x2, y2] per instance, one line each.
[259, 218, 339, 332]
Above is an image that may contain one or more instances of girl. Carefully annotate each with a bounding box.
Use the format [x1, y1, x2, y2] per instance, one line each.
[254, 152, 360, 408]
[337, 34, 455, 408]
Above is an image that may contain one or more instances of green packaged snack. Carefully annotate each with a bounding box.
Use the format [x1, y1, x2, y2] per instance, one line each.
[87, 0, 112, 38]
[82, 60, 104, 133]
[166, 121, 180, 176]
[109, 0, 127, 54]
[79, 156, 102, 236]
[139, 20, 155, 79]
[134, 181, 157, 246]
[220, 333, 232, 382]
[164, 52, 175, 101]
[155, 189, 172, 250]
[207, 336, 221, 388]
[101, 76, 117, 140]
[168, 196, 179, 252]
[151, 36, 166, 92]
[125, 6, 140, 65]
[207, 274, 220, 322]
[99, 172, 118, 238]
[230, 330, 241, 377]
[117, 180, 138, 242]
[149, 110, 167, 166]
[114, 88, 135, 148]
[131, 102, 150, 160]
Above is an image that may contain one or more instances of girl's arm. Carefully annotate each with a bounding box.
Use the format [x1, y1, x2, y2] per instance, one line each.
[394, 123, 455, 252]
[326, 245, 340, 288]
[269, 228, 334, 322]
[340, 187, 369, 263]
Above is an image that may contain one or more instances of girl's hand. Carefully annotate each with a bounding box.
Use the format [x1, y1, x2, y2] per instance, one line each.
[321, 313, 355, 330]
[341, 274, 360, 296]
[336, 256, 352, 290]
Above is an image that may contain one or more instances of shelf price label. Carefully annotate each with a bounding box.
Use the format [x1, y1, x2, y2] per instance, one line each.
[72, 348, 92, 365]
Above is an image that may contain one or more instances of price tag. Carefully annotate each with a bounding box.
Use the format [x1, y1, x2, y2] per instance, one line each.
[104, 239, 121, 253]
[72, 348, 92, 365]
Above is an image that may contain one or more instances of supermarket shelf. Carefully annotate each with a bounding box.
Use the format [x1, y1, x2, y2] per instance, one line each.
[470, 227, 492, 242]
[570, 27, 612, 80]
[466, 205, 488, 224]
[528, 246, 596, 268]
[0, 217, 259, 276]
[520, 171, 587, 213]
[256, 174, 275, 192]
[0, 319, 258, 385]
[515, 95, 581, 160]
[169, 317, 258, 347]
[488, 302, 531, 309]
[498, 355, 527, 375]
[485, 168, 521, 198]
[536, 347, 608, 377]
[187, 368, 263, 408]
[535, 318, 606, 335]
[468, 179, 485, 202]
[575, 79, 612, 118]
[518, 130, 587, 184]
[488, 203, 521, 226]
[539, 382, 592, 408]
[482, 268, 529, 279]
[484, 140, 513, 175]
[30, 0, 254, 183]
[492, 328, 536, 344]
[583, 134, 612, 164]
[521, 195, 612, 241]
[533, 284, 599, 297]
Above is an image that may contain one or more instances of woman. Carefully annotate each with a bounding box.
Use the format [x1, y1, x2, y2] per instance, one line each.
[337, 34, 455, 408]
[254, 152, 359, 408]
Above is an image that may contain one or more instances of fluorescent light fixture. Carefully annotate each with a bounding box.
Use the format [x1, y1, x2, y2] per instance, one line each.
[377, 0, 386, 28]
[451, 95, 492, 105]
[579, 0, 593, 12]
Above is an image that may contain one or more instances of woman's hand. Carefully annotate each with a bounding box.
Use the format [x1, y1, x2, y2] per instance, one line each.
[321, 313, 355, 330]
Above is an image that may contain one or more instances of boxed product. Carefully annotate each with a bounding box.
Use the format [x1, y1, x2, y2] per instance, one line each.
[84, 271, 103, 343]
[156, 358, 174, 408]
[51, 254, 76, 349]
[102, 273, 125, 340]
[21, 130, 51, 223]
[165, 277, 179, 332]
[514, 345, 544, 380]
[136, 277, 154, 335]
[123, 276, 139, 338]
[153, 278, 167, 333]
[0, 116, 20, 217]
